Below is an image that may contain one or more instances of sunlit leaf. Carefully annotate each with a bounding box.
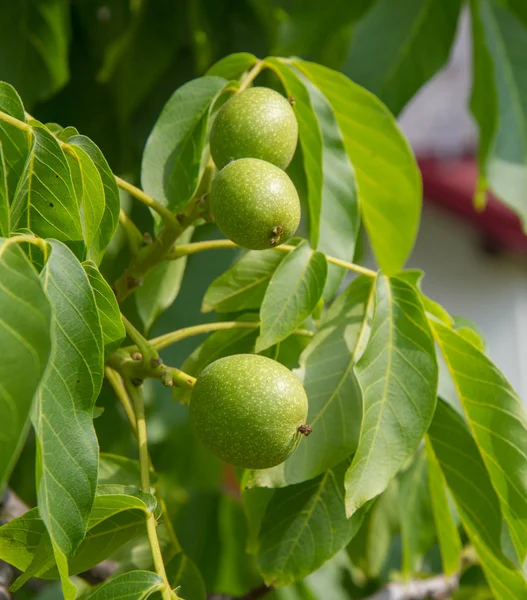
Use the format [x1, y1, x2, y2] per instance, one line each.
[141, 76, 227, 217]
[249, 276, 373, 487]
[294, 60, 422, 275]
[428, 400, 527, 598]
[265, 58, 323, 248]
[345, 276, 438, 517]
[257, 460, 365, 586]
[432, 320, 527, 563]
[0, 82, 29, 200]
[83, 261, 125, 358]
[85, 571, 164, 600]
[256, 241, 327, 352]
[10, 126, 84, 258]
[32, 240, 104, 595]
[206, 53, 258, 79]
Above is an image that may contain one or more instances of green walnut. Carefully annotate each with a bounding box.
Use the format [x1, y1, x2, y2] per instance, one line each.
[190, 354, 311, 469]
[211, 158, 301, 250]
[210, 87, 298, 170]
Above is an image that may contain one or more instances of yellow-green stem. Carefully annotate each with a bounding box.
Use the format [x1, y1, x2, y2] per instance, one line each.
[132, 320, 313, 353]
[170, 239, 377, 278]
[238, 60, 264, 93]
[122, 315, 159, 362]
[125, 380, 175, 600]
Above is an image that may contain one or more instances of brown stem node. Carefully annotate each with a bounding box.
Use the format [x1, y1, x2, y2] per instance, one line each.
[298, 424, 312, 436]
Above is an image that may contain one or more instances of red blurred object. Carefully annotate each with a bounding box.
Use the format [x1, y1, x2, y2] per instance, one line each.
[418, 156, 527, 254]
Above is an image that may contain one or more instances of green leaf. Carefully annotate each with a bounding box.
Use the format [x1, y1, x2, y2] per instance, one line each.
[425, 440, 462, 577]
[85, 571, 164, 600]
[202, 248, 286, 313]
[432, 320, 527, 563]
[206, 53, 258, 79]
[66, 144, 106, 263]
[98, 453, 143, 487]
[470, 0, 527, 221]
[0, 240, 51, 488]
[345, 276, 438, 517]
[0, 82, 29, 200]
[428, 400, 527, 598]
[398, 449, 435, 576]
[32, 241, 103, 587]
[98, 1, 184, 121]
[343, 0, 462, 115]
[136, 228, 194, 332]
[10, 126, 84, 258]
[256, 242, 327, 352]
[2, 492, 152, 585]
[0, 144, 8, 236]
[249, 276, 373, 488]
[294, 60, 422, 275]
[298, 71, 359, 299]
[346, 480, 399, 579]
[265, 58, 324, 248]
[165, 552, 207, 600]
[0, 1, 69, 105]
[274, 0, 375, 58]
[67, 135, 120, 260]
[83, 262, 125, 358]
[141, 76, 227, 216]
[257, 461, 365, 586]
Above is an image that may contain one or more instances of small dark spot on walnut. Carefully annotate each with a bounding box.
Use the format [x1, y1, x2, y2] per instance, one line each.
[298, 424, 312, 436]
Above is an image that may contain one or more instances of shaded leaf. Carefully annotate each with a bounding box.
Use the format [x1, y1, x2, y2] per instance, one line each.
[470, 0, 527, 221]
[257, 460, 366, 586]
[85, 571, 164, 600]
[345, 276, 438, 516]
[0, 1, 69, 105]
[425, 440, 462, 577]
[136, 228, 194, 332]
[294, 60, 422, 275]
[274, 0, 375, 57]
[343, 0, 462, 115]
[0, 82, 29, 200]
[32, 241, 103, 593]
[0, 240, 51, 488]
[398, 449, 435, 576]
[68, 135, 120, 260]
[10, 126, 84, 258]
[165, 552, 207, 600]
[298, 72, 359, 299]
[206, 53, 258, 79]
[84, 262, 125, 358]
[347, 480, 399, 579]
[141, 76, 227, 216]
[428, 400, 527, 598]
[249, 276, 373, 488]
[98, 453, 144, 487]
[202, 248, 286, 313]
[265, 58, 323, 248]
[432, 321, 527, 563]
[0, 144, 8, 236]
[2, 492, 152, 584]
[256, 242, 327, 352]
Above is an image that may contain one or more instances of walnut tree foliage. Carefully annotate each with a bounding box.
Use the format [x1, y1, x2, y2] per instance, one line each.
[0, 2, 527, 600]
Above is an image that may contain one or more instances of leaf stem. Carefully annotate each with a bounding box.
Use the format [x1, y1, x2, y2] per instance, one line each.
[0, 234, 48, 261]
[238, 60, 264, 93]
[170, 239, 377, 278]
[121, 315, 159, 363]
[115, 175, 181, 231]
[124, 321, 313, 353]
[124, 380, 176, 600]
[104, 367, 137, 434]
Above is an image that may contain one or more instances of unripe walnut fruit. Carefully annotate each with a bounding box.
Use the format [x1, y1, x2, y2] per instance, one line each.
[211, 158, 301, 250]
[210, 87, 298, 170]
[190, 354, 310, 469]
